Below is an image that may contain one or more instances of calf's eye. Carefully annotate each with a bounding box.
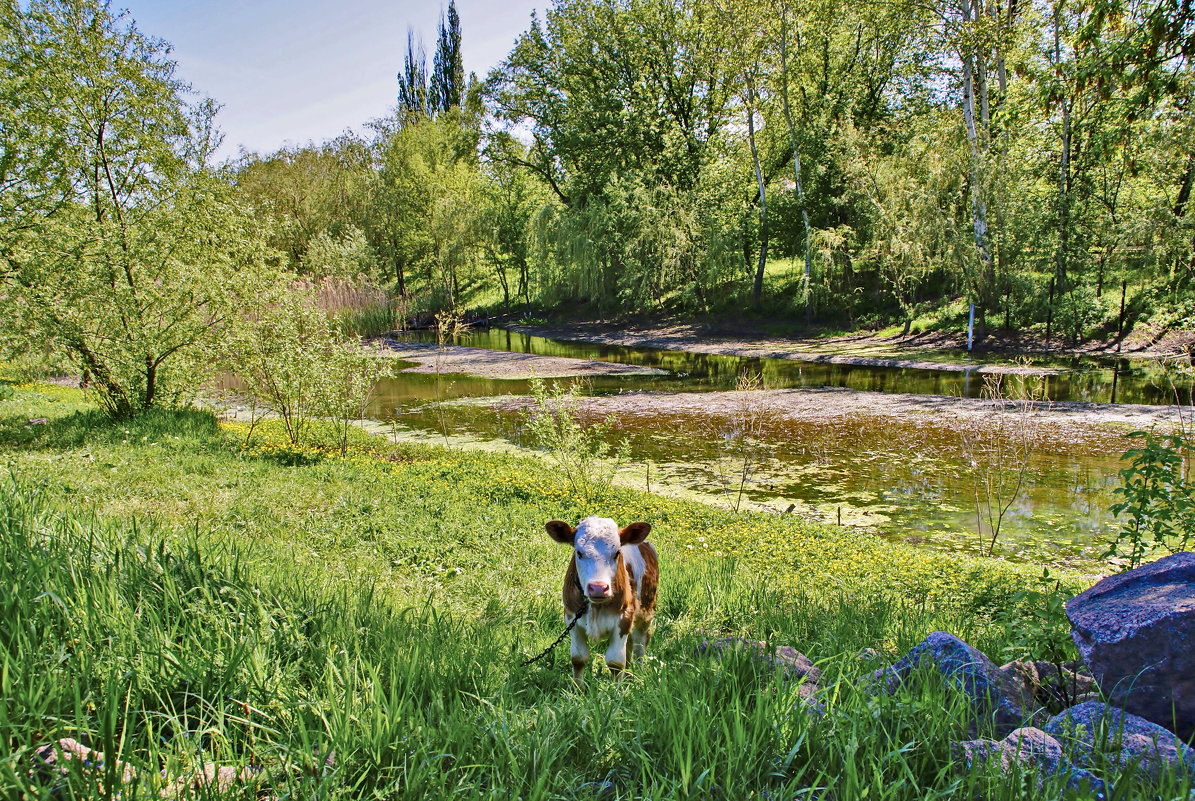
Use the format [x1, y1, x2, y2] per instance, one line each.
[576, 550, 584, 558]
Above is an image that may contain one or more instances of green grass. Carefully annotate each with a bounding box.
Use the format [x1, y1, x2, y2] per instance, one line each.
[0, 379, 1190, 799]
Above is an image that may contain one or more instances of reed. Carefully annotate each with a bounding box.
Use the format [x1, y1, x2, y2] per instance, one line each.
[296, 274, 399, 339]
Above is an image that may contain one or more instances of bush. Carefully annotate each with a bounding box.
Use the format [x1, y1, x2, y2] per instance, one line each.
[224, 286, 393, 453]
[521, 376, 627, 507]
[1106, 428, 1195, 569]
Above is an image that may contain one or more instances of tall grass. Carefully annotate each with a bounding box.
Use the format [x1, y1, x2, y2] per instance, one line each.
[6, 471, 1175, 800]
[1, 382, 1191, 799]
[300, 275, 400, 339]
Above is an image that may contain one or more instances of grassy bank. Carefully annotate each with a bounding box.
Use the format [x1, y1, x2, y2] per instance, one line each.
[0, 379, 1187, 799]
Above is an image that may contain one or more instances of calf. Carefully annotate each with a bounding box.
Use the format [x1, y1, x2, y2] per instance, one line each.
[545, 516, 659, 683]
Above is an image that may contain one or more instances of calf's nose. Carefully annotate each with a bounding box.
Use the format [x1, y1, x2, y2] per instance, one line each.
[586, 581, 610, 597]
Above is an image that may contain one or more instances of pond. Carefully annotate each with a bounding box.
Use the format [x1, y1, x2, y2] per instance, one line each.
[377, 328, 1194, 406]
[360, 329, 1191, 569]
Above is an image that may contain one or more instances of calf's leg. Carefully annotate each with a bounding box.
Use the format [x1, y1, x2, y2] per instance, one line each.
[570, 627, 590, 686]
[631, 613, 653, 661]
[605, 630, 630, 679]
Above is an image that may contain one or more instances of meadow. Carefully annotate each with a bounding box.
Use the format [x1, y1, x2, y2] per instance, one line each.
[1, 378, 1190, 800]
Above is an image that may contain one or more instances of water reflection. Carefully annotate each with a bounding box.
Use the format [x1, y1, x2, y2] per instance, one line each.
[385, 329, 1193, 406]
[355, 329, 1185, 567]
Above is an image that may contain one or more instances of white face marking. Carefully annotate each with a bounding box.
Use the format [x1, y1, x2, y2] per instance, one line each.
[573, 517, 622, 598]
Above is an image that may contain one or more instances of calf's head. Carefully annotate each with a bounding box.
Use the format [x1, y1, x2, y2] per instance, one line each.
[546, 516, 651, 603]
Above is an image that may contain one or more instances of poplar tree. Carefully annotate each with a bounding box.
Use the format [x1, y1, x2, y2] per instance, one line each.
[429, 0, 464, 114]
[397, 29, 429, 120]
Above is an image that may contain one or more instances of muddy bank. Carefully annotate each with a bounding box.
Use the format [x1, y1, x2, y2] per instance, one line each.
[375, 339, 666, 380]
[507, 321, 1195, 368]
[481, 385, 1183, 431]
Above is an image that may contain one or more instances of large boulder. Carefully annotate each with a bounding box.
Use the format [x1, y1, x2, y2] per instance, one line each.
[1066, 552, 1195, 739]
[872, 631, 1040, 735]
[1043, 701, 1195, 783]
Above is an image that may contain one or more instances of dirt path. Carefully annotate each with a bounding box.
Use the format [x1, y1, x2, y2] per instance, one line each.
[375, 340, 666, 380]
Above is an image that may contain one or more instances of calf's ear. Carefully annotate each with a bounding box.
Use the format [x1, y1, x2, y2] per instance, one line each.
[619, 521, 651, 544]
[545, 520, 576, 543]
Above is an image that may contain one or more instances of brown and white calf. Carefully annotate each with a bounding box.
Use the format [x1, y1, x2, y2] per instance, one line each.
[545, 516, 659, 683]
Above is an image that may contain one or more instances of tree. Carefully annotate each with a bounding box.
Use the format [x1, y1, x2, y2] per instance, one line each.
[366, 115, 481, 305]
[398, 29, 429, 120]
[234, 137, 372, 272]
[489, 0, 742, 310]
[480, 138, 548, 313]
[0, 0, 274, 417]
[429, 0, 464, 114]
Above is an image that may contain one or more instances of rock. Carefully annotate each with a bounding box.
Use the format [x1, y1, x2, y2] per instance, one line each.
[952, 727, 1105, 795]
[159, 763, 263, 798]
[999, 659, 1099, 710]
[953, 737, 1005, 769]
[30, 737, 137, 785]
[696, 636, 824, 714]
[576, 780, 617, 799]
[872, 631, 1040, 735]
[1044, 701, 1195, 783]
[1067, 552, 1195, 739]
[695, 636, 821, 683]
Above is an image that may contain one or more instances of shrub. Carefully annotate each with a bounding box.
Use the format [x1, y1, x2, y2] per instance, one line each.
[224, 287, 393, 453]
[1106, 428, 1195, 569]
[521, 376, 626, 507]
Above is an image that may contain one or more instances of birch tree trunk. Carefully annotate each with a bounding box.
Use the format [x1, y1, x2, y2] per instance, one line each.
[778, 4, 813, 297]
[747, 75, 769, 309]
[960, 0, 994, 328]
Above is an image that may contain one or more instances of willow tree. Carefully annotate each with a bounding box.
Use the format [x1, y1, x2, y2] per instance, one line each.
[488, 0, 741, 310]
[367, 113, 482, 305]
[0, 0, 273, 417]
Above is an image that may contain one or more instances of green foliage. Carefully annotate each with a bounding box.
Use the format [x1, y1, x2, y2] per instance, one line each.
[0, 0, 274, 418]
[2, 380, 1190, 800]
[363, 114, 481, 302]
[234, 138, 374, 272]
[994, 567, 1078, 704]
[522, 377, 627, 508]
[1106, 428, 1195, 569]
[301, 225, 377, 278]
[223, 288, 393, 453]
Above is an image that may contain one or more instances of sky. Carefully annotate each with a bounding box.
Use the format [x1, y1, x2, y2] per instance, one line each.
[117, 0, 544, 160]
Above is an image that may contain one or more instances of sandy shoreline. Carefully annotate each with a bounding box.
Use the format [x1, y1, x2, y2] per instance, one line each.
[375, 340, 666, 380]
[364, 328, 1186, 429]
[503, 321, 1195, 376]
[477, 385, 1182, 430]
[507, 320, 1195, 365]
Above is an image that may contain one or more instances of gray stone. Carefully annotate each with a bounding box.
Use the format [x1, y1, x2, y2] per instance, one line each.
[1044, 701, 1195, 783]
[576, 781, 616, 799]
[999, 659, 1099, 710]
[1067, 552, 1195, 739]
[30, 737, 137, 785]
[696, 636, 824, 714]
[160, 763, 263, 798]
[695, 636, 821, 683]
[952, 727, 1105, 795]
[872, 631, 1040, 735]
